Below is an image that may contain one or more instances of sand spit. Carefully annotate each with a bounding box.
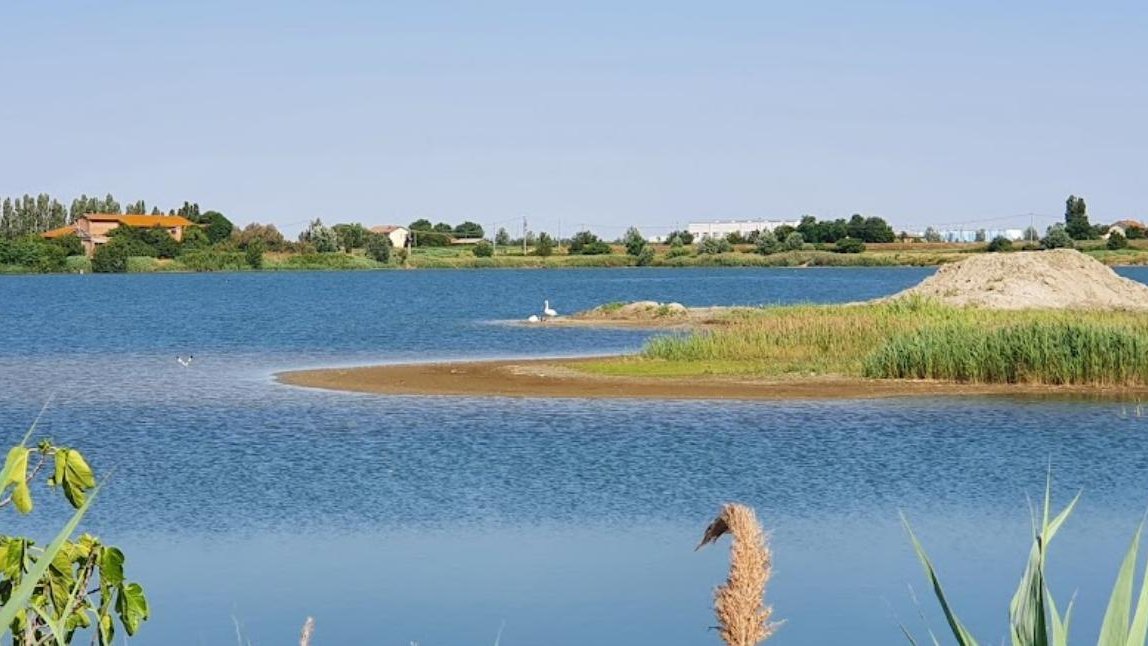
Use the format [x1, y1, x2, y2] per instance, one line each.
[889, 248, 1148, 310]
[276, 359, 1148, 401]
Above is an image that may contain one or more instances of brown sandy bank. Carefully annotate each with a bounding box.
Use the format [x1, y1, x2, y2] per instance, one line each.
[276, 358, 1148, 401]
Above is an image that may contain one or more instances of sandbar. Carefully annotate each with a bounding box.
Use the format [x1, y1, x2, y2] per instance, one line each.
[276, 358, 1148, 401]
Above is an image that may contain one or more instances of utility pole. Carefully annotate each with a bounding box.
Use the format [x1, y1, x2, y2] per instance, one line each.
[522, 215, 527, 255]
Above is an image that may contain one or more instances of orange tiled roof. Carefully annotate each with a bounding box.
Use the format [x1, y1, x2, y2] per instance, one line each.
[82, 214, 195, 227]
[41, 225, 78, 239]
[370, 225, 406, 234]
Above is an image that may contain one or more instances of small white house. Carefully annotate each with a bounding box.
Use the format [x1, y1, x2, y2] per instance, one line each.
[370, 225, 410, 248]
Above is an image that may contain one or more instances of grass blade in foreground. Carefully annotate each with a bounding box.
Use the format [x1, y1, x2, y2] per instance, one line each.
[900, 512, 980, 646]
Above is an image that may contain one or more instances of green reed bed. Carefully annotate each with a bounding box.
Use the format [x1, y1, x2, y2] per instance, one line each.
[631, 299, 1148, 385]
[863, 319, 1148, 385]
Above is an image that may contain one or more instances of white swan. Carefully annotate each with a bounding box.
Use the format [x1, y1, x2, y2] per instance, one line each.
[543, 300, 557, 319]
[527, 314, 540, 323]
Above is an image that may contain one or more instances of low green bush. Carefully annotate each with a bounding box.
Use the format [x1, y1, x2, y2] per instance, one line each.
[175, 250, 247, 272]
[986, 236, 1013, 252]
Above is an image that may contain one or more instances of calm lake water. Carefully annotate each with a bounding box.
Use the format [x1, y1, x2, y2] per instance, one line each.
[2, 266, 1148, 645]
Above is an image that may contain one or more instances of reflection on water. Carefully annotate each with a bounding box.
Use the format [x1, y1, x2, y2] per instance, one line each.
[1, 267, 1147, 644]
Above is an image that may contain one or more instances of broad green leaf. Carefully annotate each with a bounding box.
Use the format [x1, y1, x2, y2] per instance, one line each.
[901, 512, 980, 646]
[98, 611, 114, 646]
[66, 451, 95, 489]
[1098, 523, 1142, 645]
[1, 447, 28, 495]
[99, 547, 124, 587]
[10, 482, 31, 515]
[60, 450, 96, 507]
[0, 482, 99, 638]
[114, 582, 148, 635]
[51, 449, 66, 487]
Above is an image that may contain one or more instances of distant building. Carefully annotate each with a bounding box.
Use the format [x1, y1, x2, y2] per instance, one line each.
[938, 228, 1025, 243]
[1107, 219, 1145, 238]
[42, 214, 195, 256]
[687, 219, 801, 240]
[450, 237, 484, 245]
[369, 225, 410, 248]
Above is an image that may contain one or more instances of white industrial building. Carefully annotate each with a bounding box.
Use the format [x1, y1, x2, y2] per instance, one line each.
[687, 220, 801, 240]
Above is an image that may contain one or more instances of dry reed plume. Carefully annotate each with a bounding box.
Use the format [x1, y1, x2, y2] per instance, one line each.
[697, 503, 776, 645]
[299, 616, 315, 646]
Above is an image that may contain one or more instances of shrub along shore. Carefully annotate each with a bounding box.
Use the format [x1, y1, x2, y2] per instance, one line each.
[4, 242, 1148, 274]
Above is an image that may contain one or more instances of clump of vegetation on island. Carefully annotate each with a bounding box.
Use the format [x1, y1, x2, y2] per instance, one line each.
[582, 297, 1148, 387]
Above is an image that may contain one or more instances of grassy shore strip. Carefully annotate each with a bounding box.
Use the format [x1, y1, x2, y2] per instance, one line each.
[577, 299, 1148, 386]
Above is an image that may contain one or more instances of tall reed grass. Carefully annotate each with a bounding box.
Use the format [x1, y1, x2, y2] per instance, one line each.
[637, 299, 1148, 385]
[864, 320, 1148, 385]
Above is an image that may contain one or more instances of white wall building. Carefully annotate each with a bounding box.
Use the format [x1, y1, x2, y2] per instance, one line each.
[937, 228, 1026, 243]
[687, 220, 801, 240]
[369, 225, 410, 248]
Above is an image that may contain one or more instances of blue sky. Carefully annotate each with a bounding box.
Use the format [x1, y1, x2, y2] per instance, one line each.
[1, 1, 1145, 238]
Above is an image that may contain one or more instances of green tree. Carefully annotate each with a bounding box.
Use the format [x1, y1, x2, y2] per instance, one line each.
[193, 211, 234, 244]
[1107, 230, 1129, 250]
[1064, 194, 1094, 240]
[472, 240, 494, 257]
[665, 229, 694, 245]
[409, 219, 432, 231]
[783, 231, 805, 251]
[1023, 225, 1040, 242]
[622, 227, 647, 256]
[245, 240, 265, 269]
[635, 245, 654, 266]
[46, 234, 84, 257]
[432, 222, 454, 234]
[568, 230, 601, 254]
[332, 223, 368, 252]
[534, 232, 555, 257]
[697, 237, 733, 255]
[453, 221, 484, 238]
[233, 223, 287, 251]
[299, 219, 338, 252]
[923, 227, 942, 243]
[91, 240, 130, 273]
[124, 200, 147, 215]
[974, 229, 986, 242]
[1126, 224, 1146, 240]
[1042, 223, 1074, 249]
[834, 237, 865, 253]
[364, 231, 393, 262]
[773, 224, 796, 241]
[495, 228, 511, 247]
[986, 236, 1013, 252]
[755, 230, 779, 255]
[411, 230, 450, 247]
[175, 201, 200, 221]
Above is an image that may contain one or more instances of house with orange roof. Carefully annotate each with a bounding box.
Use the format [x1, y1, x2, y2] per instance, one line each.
[42, 214, 196, 256]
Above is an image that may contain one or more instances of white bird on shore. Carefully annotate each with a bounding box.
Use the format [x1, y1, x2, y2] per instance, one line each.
[527, 314, 540, 323]
[543, 300, 557, 319]
[177, 355, 194, 367]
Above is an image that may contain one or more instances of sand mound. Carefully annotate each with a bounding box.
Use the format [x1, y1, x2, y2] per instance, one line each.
[890, 249, 1148, 310]
[578, 300, 689, 319]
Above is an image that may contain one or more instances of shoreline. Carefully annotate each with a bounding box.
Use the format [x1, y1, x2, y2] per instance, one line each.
[275, 357, 1148, 401]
